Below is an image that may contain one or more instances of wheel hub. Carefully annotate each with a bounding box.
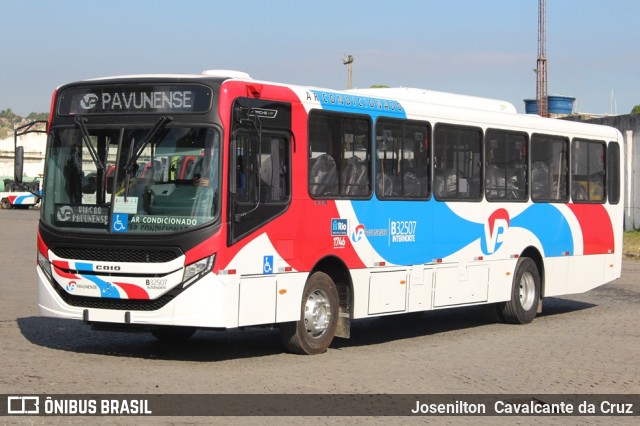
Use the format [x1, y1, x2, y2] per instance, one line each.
[304, 289, 332, 338]
[519, 272, 536, 311]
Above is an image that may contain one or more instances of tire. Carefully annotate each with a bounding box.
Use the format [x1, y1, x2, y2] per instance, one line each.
[150, 326, 196, 342]
[280, 271, 339, 355]
[1, 199, 11, 209]
[499, 257, 540, 324]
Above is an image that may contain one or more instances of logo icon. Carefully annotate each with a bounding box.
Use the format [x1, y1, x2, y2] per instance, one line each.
[263, 256, 273, 274]
[351, 224, 365, 242]
[111, 214, 128, 233]
[331, 218, 348, 236]
[66, 281, 77, 292]
[7, 396, 40, 414]
[56, 206, 73, 222]
[484, 208, 510, 254]
[80, 93, 99, 110]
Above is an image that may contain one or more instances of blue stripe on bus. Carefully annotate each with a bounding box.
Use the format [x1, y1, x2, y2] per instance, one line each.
[351, 198, 482, 265]
[510, 203, 573, 257]
[75, 262, 121, 298]
[311, 90, 407, 119]
[351, 199, 574, 265]
[15, 195, 35, 204]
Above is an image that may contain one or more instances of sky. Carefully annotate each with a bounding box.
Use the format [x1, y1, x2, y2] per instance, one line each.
[0, 0, 638, 116]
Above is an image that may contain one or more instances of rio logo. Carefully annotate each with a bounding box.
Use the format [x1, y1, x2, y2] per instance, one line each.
[484, 209, 510, 254]
[331, 218, 348, 236]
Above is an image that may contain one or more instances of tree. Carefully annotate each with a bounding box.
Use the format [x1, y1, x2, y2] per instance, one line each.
[0, 108, 16, 121]
[27, 112, 48, 121]
[631, 105, 640, 115]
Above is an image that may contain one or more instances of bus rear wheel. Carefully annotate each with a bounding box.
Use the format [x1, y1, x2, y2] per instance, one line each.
[500, 257, 540, 324]
[280, 271, 339, 355]
[1, 199, 11, 209]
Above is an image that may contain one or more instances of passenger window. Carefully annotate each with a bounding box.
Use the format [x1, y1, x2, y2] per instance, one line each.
[531, 134, 569, 202]
[572, 138, 606, 203]
[376, 118, 430, 199]
[433, 124, 482, 201]
[308, 111, 371, 198]
[485, 129, 528, 201]
[607, 142, 620, 205]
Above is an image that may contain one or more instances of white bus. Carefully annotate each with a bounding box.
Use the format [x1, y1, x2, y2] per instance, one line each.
[36, 72, 623, 354]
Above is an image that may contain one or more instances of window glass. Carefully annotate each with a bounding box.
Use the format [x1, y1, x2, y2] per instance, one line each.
[531, 134, 569, 202]
[485, 129, 528, 201]
[572, 138, 606, 203]
[607, 142, 620, 204]
[42, 125, 220, 234]
[234, 133, 289, 204]
[433, 124, 482, 200]
[308, 111, 371, 198]
[230, 98, 291, 243]
[376, 118, 430, 199]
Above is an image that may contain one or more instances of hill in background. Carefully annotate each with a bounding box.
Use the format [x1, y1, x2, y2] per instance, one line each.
[0, 109, 48, 139]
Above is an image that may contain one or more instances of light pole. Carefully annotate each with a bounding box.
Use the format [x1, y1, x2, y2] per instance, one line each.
[342, 54, 354, 89]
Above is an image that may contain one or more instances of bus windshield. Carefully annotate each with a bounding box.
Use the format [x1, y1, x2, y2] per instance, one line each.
[41, 122, 220, 234]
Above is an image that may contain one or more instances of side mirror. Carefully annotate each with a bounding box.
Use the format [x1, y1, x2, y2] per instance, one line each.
[14, 146, 24, 184]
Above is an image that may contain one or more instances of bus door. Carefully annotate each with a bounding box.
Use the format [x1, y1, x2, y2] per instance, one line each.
[228, 98, 293, 325]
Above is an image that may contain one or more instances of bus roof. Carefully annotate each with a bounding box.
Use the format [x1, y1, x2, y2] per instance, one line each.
[348, 87, 517, 114]
[62, 70, 621, 141]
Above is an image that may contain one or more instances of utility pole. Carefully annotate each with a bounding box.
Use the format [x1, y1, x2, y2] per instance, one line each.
[536, 0, 549, 117]
[342, 54, 354, 89]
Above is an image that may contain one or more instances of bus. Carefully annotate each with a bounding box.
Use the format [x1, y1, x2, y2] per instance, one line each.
[36, 70, 623, 354]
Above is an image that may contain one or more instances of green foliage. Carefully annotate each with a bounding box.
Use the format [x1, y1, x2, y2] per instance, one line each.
[631, 105, 640, 115]
[369, 84, 390, 88]
[0, 110, 49, 139]
[27, 112, 48, 121]
[0, 108, 17, 122]
[624, 230, 640, 259]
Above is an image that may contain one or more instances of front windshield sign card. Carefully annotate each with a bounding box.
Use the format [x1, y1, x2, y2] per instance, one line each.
[114, 196, 138, 214]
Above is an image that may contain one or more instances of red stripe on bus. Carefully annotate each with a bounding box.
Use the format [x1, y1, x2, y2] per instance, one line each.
[567, 204, 615, 255]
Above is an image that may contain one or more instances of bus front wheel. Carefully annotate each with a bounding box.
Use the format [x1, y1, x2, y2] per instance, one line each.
[500, 257, 540, 324]
[280, 271, 339, 355]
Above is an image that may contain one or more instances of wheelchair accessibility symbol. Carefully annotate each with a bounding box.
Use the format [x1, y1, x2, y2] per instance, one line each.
[112, 213, 129, 233]
[263, 256, 273, 274]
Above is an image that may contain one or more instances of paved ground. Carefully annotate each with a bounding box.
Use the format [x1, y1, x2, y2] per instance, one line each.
[0, 208, 638, 425]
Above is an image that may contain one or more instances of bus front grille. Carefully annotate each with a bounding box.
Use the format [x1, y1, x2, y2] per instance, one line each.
[51, 246, 181, 263]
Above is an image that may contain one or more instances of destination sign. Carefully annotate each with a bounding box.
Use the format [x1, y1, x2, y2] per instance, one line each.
[57, 84, 213, 115]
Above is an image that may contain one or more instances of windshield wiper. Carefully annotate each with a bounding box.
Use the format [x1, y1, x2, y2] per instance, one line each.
[122, 115, 173, 200]
[74, 115, 105, 171]
[124, 115, 173, 173]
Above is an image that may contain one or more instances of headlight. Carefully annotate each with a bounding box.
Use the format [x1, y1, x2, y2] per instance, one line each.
[183, 255, 215, 288]
[37, 251, 53, 283]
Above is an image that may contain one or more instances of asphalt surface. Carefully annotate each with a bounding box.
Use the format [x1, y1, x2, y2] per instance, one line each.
[0, 208, 638, 425]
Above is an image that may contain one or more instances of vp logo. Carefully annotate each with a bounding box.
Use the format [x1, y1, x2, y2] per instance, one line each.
[351, 224, 365, 242]
[483, 208, 510, 254]
[80, 93, 99, 110]
[66, 281, 77, 292]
